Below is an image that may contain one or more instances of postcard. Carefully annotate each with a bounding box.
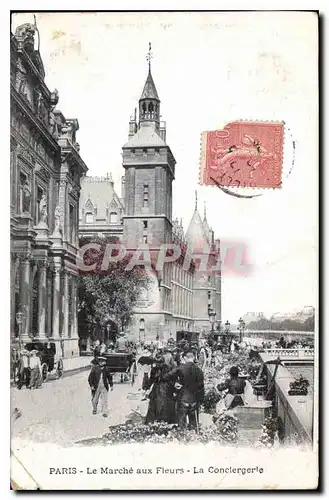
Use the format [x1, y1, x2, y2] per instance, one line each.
[10, 10, 318, 490]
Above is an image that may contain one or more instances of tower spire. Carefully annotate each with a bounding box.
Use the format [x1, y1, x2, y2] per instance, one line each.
[139, 43, 160, 129]
[146, 42, 153, 72]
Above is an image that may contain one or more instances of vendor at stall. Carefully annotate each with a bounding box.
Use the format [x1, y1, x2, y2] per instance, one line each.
[216, 366, 246, 411]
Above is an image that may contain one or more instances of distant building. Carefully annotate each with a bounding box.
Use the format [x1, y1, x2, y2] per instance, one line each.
[79, 173, 124, 239]
[271, 307, 315, 323]
[79, 51, 221, 340]
[242, 312, 265, 325]
[10, 21, 88, 358]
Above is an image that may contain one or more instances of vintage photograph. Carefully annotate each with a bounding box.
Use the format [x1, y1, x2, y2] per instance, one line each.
[10, 11, 318, 490]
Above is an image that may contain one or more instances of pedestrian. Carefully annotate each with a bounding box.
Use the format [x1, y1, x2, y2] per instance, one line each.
[88, 356, 113, 417]
[17, 349, 31, 389]
[29, 350, 42, 389]
[198, 340, 209, 370]
[92, 317, 103, 343]
[163, 347, 176, 370]
[144, 354, 176, 424]
[163, 351, 205, 431]
[116, 332, 128, 352]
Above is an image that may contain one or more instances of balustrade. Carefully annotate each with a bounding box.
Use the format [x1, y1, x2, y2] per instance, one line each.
[263, 348, 314, 358]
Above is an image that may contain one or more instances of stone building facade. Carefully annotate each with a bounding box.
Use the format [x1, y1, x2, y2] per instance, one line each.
[10, 22, 88, 358]
[79, 58, 221, 341]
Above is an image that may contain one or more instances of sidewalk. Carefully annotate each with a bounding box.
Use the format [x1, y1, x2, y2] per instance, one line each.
[62, 355, 92, 376]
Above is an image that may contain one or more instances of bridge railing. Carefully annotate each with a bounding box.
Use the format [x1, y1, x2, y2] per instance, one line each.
[263, 348, 314, 358]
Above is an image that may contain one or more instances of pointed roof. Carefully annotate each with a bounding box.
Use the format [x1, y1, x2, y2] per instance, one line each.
[140, 69, 160, 100]
[185, 208, 211, 249]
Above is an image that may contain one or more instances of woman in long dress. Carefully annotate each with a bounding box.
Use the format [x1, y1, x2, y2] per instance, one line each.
[29, 350, 42, 389]
[145, 355, 176, 424]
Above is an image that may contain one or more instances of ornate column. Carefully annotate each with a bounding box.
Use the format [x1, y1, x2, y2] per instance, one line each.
[10, 256, 16, 337]
[20, 254, 31, 338]
[37, 260, 47, 337]
[62, 271, 69, 337]
[46, 270, 53, 336]
[58, 180, 67, 239]
[72, 275, 78, 337]
[52, 268, 61, 337]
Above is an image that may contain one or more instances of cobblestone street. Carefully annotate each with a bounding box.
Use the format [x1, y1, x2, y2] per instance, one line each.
[11, 371, 136, 446]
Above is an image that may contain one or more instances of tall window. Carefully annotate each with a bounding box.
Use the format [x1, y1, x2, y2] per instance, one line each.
[36, 186, 43, 223]
[85, 212, 93, 224]
[143, 184, 149, 207]
[69, 204, 74, 242]
[110, 212, 118, 223]
[19, 173, 26, 213]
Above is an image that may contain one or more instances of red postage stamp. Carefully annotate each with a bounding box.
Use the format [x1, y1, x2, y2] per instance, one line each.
[200, 121, 284, 189]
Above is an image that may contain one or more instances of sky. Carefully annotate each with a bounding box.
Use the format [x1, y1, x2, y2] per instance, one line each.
[12, 11, 318, 320]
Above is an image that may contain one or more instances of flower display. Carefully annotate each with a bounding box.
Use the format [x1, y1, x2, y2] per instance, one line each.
[212, 412, 239, 443]
[257, 417, 279, 448]
[202, 387, 222, 413]
[288, 375, 309, 396]
[103, 421, 238, 445]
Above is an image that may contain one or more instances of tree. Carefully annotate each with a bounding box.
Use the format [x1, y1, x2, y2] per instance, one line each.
[78, 235, 151, 332]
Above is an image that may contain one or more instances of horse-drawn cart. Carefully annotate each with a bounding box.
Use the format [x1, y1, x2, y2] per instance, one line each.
[103, 352, 137, 385]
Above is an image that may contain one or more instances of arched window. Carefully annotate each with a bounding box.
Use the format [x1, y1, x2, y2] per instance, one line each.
[85, 212, 93, 224]
[110, 212, 118, 223]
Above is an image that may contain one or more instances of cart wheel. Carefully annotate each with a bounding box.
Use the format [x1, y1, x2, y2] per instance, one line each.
[41, 363, 48, 382]
[56, 359, 64, 379]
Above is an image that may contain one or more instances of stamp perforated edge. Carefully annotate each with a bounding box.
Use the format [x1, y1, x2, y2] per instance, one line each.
[199, 131, 208, 186]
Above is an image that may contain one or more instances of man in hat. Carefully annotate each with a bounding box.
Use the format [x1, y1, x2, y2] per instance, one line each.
[17, 349, 31, 390]
[88, 357, 113, 417]
[116, 332, 128, 352]
[164, 351, 205, 430]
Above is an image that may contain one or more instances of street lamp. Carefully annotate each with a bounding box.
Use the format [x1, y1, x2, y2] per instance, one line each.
[225, 320, 231, 333]
[238, 317, 246, 343]
[15, 309, 25, 353]
[223, 320, 234, 351]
